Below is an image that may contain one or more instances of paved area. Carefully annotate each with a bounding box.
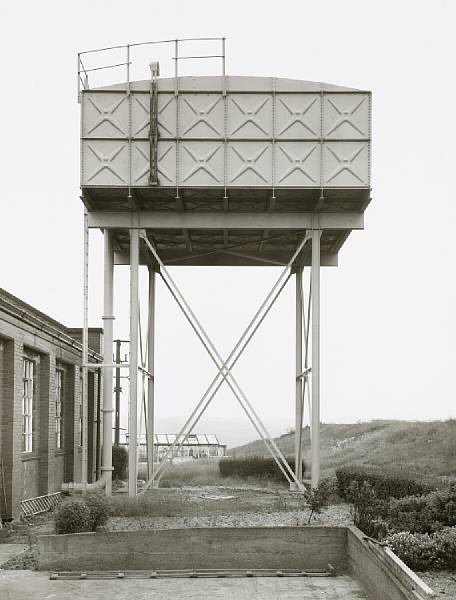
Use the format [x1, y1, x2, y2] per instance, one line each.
[0, 545, 27, 566]
[0, 570, 369, 599]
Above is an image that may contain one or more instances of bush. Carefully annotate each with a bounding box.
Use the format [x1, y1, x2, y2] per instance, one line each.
[387, 482, 456, 534]
[336, 465, 431, 500]
[307, 478, 336, 523]
[54, 499, 91, 534]
[386, 528, 456, 570]
[84, 492, 109, 531]
[345, 480, 389, 539]
[219, 456, 305, 483]
[112, 445, 128, 481]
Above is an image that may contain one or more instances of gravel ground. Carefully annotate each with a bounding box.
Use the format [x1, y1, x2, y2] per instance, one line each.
[1, 486, 454, 598]
[417, 571, 456, 598]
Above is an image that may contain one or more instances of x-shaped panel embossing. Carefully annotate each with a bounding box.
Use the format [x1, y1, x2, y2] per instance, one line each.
[229, 144, 271, 185]
[229, 95, 272, 138]
[84, 95, 127, 137]
[179, 95, 223, 137]
[323, 142, 368, 186]
[84, 142, 127, 184]
[181, 143, 223, 184]
[276, 95, 320, 138]
[324, 94, 369, 139]
[276, 143, 319, 185]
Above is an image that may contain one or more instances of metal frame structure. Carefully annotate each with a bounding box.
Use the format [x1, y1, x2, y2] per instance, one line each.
[72, 38, 371, 497]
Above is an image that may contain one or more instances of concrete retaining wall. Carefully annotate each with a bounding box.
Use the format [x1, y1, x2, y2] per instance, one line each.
[347, 527, 435, 600]
[37, 526, 347, 572]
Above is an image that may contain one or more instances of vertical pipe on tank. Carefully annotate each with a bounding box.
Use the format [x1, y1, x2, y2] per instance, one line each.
[102, 230, 114, 496]
[81, 209, 89, 491]
[147, 267, 156, 482]
[311, 227, 321, 488]
[295, 268, 303, 485]
[128, 229, 140, 497]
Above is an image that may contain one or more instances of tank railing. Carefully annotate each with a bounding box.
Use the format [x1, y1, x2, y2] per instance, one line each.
[77, 36, 226, 102]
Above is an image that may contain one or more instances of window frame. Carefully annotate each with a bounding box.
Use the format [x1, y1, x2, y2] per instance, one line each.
[55, 368, 64, 450]
[22, 358, 34, 453]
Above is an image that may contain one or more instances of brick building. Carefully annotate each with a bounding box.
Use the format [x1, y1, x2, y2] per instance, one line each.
[0, 289, 102, 519]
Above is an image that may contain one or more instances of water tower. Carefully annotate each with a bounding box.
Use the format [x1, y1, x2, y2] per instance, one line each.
[75, 38, 371, 496]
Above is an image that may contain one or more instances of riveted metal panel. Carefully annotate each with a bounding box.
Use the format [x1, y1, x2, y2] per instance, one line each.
[82, 93, 128, 138]
[276, 142, 321, 186]
[82, 140, 129, 185]
[228, 142, 272, 186]
[179, 141, 224, 186]
[131, 93, 176, 139]
[323, 94, 370, 139]
[275, 94, 321, 139]
[178, 94, 224, 139]
[228, 94, 272, 138]
[131, 94, 150, 138]
[323, 142, 369, 187]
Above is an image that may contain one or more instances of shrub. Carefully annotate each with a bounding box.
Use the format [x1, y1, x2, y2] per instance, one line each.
[112, 445, 128, 481]
[386, 528, 456, 570]
[219, 456, 305, 483]
[54, 499, 91, 534]
[307, 478, 336, 523]
[387, 482, 456, 534]
[84, 492, 109, 531]
[336, 465, 431, 500]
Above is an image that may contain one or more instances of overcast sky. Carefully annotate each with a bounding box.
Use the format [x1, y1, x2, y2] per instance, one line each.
[1, 0, 455, 446]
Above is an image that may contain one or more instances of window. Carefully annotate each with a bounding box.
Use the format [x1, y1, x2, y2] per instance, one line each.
[22, 359, 34, 453]
[55, 369, 63, 449]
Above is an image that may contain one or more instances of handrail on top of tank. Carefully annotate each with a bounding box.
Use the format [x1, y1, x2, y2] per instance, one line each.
[77, 36, 226, 101]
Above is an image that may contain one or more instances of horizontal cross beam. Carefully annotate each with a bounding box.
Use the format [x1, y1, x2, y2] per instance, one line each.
[87, 211, 364, 230]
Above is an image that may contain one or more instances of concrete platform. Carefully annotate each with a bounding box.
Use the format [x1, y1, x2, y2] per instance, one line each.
[0, 570, 369, 599]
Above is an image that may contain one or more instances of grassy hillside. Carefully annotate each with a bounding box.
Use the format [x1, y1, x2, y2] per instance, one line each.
[229, 420, 456, 480]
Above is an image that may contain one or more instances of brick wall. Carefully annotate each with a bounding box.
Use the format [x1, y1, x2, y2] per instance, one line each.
[0, 297, 102, 519]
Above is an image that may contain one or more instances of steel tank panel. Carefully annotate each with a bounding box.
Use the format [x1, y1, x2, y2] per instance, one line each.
[81, 76, 371, 190]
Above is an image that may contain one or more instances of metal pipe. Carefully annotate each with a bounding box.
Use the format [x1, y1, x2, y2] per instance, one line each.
[147, 267, 155, 482]
[128, 229, 140, 496]
[295, 269, 303, 485]
[101, 230, 114, 496]
[114, 340, 121, 446]
[81, 210, 89, 492]
[311, 228, 321, 488]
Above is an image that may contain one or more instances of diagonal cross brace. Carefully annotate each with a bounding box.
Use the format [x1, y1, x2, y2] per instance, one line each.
[152, 272, 292, 485]
[140, 233, 309, 492]
[142, 234, 308, 491]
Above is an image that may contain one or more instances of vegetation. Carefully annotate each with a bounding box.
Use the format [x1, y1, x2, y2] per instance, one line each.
[54, 493, 109, 534]
[386, 529, 456, 571]
[219, 456, 305, 483]
[306, 477, 336, 524]
[335, 465, 431, 500]
[230, 419, 456, 483]
[54, 499, 91, 534]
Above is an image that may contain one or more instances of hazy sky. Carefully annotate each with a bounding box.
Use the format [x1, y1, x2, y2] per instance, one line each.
[1, 0, 455, 446]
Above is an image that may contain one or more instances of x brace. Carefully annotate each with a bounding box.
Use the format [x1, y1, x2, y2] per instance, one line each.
[140, 232, 311, 493]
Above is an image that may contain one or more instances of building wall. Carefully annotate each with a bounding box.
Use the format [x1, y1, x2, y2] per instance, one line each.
[0, 291, 102, 519]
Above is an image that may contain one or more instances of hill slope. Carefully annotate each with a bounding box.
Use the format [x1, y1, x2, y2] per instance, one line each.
[229, 420, 456, 479]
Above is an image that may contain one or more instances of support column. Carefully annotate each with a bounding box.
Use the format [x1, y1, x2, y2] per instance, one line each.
[147, 267, 156, 482]
[311, 228, 321, 488]
[102, 229, 114, 496]
[295, 268, 303, 484]
[128, 229, 140, 497]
